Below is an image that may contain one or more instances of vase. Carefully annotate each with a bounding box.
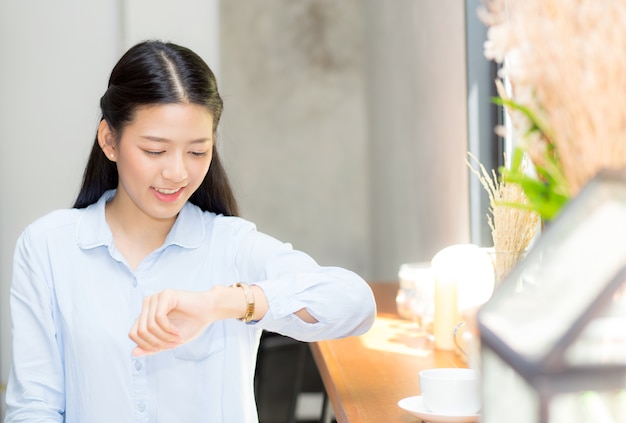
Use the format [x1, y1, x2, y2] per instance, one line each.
[487, 250, 526, 288]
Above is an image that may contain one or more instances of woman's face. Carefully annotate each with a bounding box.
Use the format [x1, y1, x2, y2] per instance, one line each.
[103, 103, 214, 224]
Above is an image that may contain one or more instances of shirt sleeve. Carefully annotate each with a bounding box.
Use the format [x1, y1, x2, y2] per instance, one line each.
[5, 228, 65, 422]
[233, 226, 376, 342]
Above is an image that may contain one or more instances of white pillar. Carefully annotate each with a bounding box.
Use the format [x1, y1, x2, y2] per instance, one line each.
[363, 0, 470, 280]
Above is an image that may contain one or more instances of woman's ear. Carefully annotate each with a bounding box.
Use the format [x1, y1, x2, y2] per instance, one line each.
[97, 120, 117, 162]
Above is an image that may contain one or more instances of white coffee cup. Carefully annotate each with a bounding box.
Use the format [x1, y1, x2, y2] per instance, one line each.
[419, 368, 480, 415]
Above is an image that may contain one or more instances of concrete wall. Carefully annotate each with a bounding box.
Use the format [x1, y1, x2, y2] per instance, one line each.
[219, 0, 372, 276]
[220, 0, 470, 281]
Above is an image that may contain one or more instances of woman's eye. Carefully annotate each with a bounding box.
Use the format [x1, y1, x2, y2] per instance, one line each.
[191, 151, 208, 157]
[144, 150, 164, 156]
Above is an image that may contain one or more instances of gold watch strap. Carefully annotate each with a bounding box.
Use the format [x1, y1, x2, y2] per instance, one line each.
[232, 282, 255, 323]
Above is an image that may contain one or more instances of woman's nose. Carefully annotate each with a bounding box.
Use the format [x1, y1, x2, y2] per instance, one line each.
[162, 154, 188, 183]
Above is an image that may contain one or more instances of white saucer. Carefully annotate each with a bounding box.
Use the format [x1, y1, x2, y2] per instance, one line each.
[397, 396, 480, 423]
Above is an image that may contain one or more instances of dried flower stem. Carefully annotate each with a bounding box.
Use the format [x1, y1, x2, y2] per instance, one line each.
[467, 153, 539, 280]
[468, 153, 538, 253]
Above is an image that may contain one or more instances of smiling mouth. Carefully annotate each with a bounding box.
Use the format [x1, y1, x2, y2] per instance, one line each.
[153, 187, 183, 195]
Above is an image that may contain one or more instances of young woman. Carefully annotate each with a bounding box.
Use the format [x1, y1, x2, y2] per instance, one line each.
[6, 40, 375, 423]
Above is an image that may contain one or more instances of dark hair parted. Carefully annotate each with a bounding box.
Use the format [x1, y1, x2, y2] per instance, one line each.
[73, 40, 239, 216]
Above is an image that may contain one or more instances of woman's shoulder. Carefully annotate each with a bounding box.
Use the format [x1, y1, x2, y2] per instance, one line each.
[199, 212, 257, 240]
[210, 213, 256, 230]
[206, 213, 290, 252]
[21, 208, 82, 240]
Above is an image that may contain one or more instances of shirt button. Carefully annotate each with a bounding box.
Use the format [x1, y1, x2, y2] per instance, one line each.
[137, 401, 146, 412]
[134, 360, 143, 371]
[132, 279, 138, 288]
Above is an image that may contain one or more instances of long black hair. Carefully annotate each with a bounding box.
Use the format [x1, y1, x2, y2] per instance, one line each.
[73, 40, 239, 216]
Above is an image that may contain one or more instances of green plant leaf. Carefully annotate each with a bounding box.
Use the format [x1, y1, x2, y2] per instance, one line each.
[498, 145, 570, 221]
[492, 97, 553, 140]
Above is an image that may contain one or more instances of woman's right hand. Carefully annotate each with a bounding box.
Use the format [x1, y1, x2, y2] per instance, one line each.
[128, 284, 269, 356]
[129, 288, 215, 356]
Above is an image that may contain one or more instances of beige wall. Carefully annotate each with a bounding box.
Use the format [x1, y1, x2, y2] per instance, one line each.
[0, 0, 219, 415]
[0, 3, 120, 416]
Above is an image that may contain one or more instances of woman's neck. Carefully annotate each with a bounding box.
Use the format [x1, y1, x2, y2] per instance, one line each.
[104, 193, 177, 270]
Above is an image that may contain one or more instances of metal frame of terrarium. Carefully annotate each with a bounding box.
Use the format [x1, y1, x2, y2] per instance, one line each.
[477, 170, 626, 423]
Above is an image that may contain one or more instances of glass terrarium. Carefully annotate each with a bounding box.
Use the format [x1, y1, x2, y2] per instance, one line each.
[478, 170, 626, 423]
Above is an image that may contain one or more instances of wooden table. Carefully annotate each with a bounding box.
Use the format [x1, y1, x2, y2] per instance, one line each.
[311, 282, 466, 423]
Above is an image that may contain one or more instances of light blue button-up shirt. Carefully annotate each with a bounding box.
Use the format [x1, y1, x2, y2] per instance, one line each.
[6, 191, 375, 422]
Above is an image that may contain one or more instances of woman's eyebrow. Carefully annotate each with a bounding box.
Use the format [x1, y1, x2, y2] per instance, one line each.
[140, 135, 212, 144]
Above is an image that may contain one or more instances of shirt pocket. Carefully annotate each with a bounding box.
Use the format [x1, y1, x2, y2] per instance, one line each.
[174, 321, 225, 361]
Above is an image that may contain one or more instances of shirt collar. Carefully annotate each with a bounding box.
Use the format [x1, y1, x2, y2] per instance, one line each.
[164, 201, 206, 248]
[77, 190, 206, 250]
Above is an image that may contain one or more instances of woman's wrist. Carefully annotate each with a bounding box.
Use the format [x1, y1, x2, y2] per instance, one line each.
[249, 285, 268, 321]
[208, 285, 243, 321]
[231, 282, 255, 322]
[209, 284, 268, 323]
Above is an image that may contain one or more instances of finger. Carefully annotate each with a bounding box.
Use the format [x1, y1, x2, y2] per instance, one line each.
[130, 338, 178, 357]
[129, 319, 155, 354]
[132, 345, 159, 357]
[146, 291, 181, 347]
[144, 294, 176, 348]
[130, 293, 181, 353]
[132, 345, 148, 357]
[153, 290, 181, 338]
[131, 296, 166, 352]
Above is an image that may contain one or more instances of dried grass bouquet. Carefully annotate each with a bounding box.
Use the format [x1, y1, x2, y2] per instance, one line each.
[467, 153, 539, 281]
[479, 0, 626, 221]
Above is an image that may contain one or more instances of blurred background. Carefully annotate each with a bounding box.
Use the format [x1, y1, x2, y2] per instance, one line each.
[0, 0, 499, 418]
